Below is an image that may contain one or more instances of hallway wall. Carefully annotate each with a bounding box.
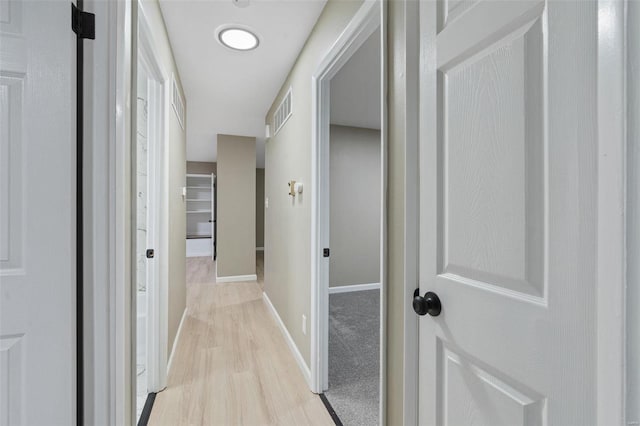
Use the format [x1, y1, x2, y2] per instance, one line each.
[386, 0, 416, 424]
[139, 0, 188, 356]
[256, 169, 265, 248]
[264, 2, 413, 424]
[217, 135, 257, 278]
[264, 0, 364, 369]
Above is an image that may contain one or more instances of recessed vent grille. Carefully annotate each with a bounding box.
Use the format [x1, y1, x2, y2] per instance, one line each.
[272, 87, 292, 136]
[172, 76, 185, 130]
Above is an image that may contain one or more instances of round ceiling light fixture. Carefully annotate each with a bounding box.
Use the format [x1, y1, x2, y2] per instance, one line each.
[217, 26, 259, 51]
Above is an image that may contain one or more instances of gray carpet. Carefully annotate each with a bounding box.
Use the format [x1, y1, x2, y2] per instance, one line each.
[325, 290, 380, 426]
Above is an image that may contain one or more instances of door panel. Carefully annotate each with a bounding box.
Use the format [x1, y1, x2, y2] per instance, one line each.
[0, 1, 75, 424]
[419, 0, 598, 424]
[440, 14, 545, 300]
[440, 344, 545, 426]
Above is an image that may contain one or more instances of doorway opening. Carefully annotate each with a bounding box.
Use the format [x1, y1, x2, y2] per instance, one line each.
[311, 2, 385, 425]
[185, 172, 215, 259]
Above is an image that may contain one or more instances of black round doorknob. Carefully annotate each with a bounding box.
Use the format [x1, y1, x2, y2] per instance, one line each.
[413, 291, 441, 316]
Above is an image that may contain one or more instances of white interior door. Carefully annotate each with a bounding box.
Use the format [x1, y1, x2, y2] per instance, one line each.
[418, 0, 599, 424]
[136, 51, 165, 401]
[0, 1, 76, 424]
[135, 57, 151, 417]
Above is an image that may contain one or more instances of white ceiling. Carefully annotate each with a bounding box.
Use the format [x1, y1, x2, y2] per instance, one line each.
[330, 27, 381, 130]
[158, 0, 327, 167]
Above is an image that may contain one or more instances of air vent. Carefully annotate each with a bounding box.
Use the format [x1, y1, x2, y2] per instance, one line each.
[272, 87, 292, 136]
[172, 76, 185, 130]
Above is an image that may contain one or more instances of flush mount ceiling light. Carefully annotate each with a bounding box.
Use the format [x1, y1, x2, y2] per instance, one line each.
[217, 27, 259, 51]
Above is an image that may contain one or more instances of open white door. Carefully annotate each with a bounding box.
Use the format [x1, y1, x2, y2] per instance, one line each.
[418, 0, 600, 424]
[0, 1, 76, 424]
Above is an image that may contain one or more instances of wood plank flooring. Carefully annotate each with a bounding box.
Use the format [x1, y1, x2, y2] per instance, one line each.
[149, 253, 333, 426]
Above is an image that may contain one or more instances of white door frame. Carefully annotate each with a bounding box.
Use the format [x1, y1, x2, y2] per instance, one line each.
[627, 1, 640, 422]
[82, 0, 133, 424]
[595, 0, 627, 423]
[404, 1, 629, 424]
[137, 1, 170, 395]
[310, 1, 386, 423]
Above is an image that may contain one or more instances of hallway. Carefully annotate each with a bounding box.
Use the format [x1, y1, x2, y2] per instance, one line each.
[148, 254, 333, 425]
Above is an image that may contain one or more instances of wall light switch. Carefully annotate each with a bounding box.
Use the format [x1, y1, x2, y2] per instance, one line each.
[265, 197, 269, 209]
[182, 186, 187, 199]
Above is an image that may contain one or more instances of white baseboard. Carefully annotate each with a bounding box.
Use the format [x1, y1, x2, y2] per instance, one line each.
[216, 274, 257, 283]
[256, 247, 264, 252]
[328, 282, 381, 294]
[262, 292, 311, 388]
[167, 309, 187, 375]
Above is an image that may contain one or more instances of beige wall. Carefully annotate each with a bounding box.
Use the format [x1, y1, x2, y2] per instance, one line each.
[256, 169, 265, 248]
[217, 135, 256, 277]
[264, 0, 363, 367]
[186, 161, 216, 175]
[138, 0, 188, 355]
[329, 125, 381, 287]
[386, 0, 415, 424]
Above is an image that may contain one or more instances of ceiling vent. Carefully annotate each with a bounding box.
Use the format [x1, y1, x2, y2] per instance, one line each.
[272, 87, 292, 137]
[172, 76, 185, 130]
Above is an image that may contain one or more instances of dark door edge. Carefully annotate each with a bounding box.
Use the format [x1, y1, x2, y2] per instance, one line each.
[319, 393, 344, 426]
[137, 392, 157, 426]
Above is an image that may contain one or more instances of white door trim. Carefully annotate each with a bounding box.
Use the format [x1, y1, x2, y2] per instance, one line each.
[137, 1, 170, 396]
[596, 0, 627, 423]
[115, 2, 133, 424]
[380, 5, 388, 423]
[310, 4, 385, 424]
[84, 0, 134, 423]
[627, 2, 640, 423]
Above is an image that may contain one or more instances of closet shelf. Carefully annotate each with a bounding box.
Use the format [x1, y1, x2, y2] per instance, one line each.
[187, 234, 212, 239]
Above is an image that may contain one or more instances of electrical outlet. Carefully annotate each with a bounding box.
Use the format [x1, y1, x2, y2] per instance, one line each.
[302, 314, 307, 335]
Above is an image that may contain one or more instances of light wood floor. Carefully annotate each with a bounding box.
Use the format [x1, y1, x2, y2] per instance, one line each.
[149, 253, 333, 426]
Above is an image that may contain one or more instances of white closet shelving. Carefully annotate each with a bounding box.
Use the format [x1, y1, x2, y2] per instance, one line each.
[186, 173, 215, 258]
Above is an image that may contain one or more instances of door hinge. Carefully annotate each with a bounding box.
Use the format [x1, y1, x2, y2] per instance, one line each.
[323, 248, 330, 258]
[72, 3, 95, 40]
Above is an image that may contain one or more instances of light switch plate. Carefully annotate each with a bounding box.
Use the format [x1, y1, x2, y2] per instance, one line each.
[265, 197, 269, 208]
